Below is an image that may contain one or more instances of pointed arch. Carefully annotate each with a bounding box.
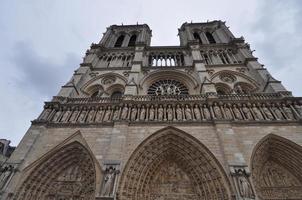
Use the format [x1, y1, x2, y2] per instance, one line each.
[118, 126, 233, 200]
[206, 32, 216, 44]
[14, 137, 98, 200]
[114, 35, 125, 47]
[251, 134, 302, 199]
[128, 34, 137, 47]
[193, 32, 202, 44]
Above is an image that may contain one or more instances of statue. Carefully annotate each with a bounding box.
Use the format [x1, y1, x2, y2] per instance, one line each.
[213, 103, 222, 119]
[52, 109, 62, 122]
[0, 165, 14, 190]
[271, 104, 284, 120]
[131, 106, 138, 121]
[184, 105, 192, 120]
[60, 108, 71, 122]
[203, 105, 211, 120]
[112, 107, 120, 121]
[293, 102, 302, 116]
[242, 104, 253, 120]
[232, 104, 243, 120]
[95, 107, 104, 122]
[262, 104, 274, 120]
[69, 108, 79, 122]
[149, 105, 155, 121]
[158, 105, 164, 121]
[78, 109, 87, 123]
[103, 106, 111, 122]
[193, 105, 201, 120]
[238, 175, 254, 199]
[121, 104, 128, 120]
[39, 108, 52, 121]
[176, 105, 182, 121]
[281, 103, 295, 120]
[167, 105, 173, 121]
[86, 109, 95, 122]
[140, 106, 146, 121]
[101, 167, 118, 197]
[224, 104, 233, 120]
[251, 104, 263, 120]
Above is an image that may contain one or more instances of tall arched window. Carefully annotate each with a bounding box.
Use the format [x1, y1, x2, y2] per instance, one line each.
[111, 91, 123, 98]
[114, 35, 125, 47]
[193, 32, 202, 44]
[128, 34, 137, 47]
[206, 32, 216, 44]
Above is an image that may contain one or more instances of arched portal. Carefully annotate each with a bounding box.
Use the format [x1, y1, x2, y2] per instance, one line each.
[14, 141, 96, 200]
[251, 134, 302, 199]
[118, 127, 232, 200]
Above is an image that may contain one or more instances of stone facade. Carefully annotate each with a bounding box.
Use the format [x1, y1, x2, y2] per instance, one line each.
[1, 21, 302, 200]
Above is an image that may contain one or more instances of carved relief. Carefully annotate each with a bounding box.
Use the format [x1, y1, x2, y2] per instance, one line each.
[101, 165, 120, 197]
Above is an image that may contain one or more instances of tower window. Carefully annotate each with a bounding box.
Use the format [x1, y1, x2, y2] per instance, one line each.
[111, 91, 123, 98]
[128, 34, 137, 47]
[206, 32, 216, 44]
[114, 35, 125, 47]
[193, 32, 202, 44]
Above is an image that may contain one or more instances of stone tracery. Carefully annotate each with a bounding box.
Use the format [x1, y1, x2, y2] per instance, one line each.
[117, 127, 232, 200]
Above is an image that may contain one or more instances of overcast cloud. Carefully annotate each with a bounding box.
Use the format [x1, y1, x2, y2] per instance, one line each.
[0, 0, 301, 145]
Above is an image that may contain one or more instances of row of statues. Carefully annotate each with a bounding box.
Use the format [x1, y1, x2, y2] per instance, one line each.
[38, 102, 302, 124]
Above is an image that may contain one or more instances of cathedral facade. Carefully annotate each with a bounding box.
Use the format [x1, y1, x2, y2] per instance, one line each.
[1, 21, 302, 200]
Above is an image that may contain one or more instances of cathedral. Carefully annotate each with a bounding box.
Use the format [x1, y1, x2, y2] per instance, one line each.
[1, 20, 302, 200]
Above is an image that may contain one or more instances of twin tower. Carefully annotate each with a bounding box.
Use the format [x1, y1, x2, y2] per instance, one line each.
[1, 21, 302, 200]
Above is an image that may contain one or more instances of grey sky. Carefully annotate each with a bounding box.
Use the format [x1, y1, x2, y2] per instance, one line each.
[0, 0, 301, 145]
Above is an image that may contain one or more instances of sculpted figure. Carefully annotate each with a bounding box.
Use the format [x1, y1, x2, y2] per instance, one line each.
[213, 103, 222, 119]
[149, 105, 155, 121]
[232, 104, 243, 120]
[282, 103, 294, 120]
[193, 105, 201, 120]
[69, 108, 79, 122]
[238, 175, 254, 198]
[60, 108, 71, 122]
[112, 107, 119, 121]
[251, 104, 263, 120]
[86, 109, 95, 122]
[101, 167, 117, 197]
[52, 108, 62, 122]
[158, 105, 164, 121]
[271, 104, 284, 120]
[131, 106, 138, 121]
[140, 106, 146, 121]
[224, 104, 233, 120]
[262, 104, 274, 120]
[167, 105, 173, 121]
[103, 106, 111, 122]
[95, 107, 104, 122]
[185, 105, 192, 120]
[176, 105, 182, 121]
[293, 102, 302, 116]
[242, 104, 253, 120]
[203, 105, 211, 120]
[39, 108, 52, 120]
[121, 104, 128, 120]
[0, 165, 14, 190]
[78, 109, 87, 123]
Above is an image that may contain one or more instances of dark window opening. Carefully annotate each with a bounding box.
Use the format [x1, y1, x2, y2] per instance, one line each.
[193, 32, 202, 44]
[111, 91, 123, 98]
[206, 32, 216, 44]
[128, 35, 137, 47]
[114, 35, 125, 47]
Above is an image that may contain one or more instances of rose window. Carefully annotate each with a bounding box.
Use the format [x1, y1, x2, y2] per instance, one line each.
[147, 80, 189, 96]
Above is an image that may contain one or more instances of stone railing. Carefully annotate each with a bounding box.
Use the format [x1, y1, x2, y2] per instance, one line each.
[35, 94, 302, 125]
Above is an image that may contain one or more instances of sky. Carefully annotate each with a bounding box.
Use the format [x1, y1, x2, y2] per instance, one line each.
[0, 0, 301, 146]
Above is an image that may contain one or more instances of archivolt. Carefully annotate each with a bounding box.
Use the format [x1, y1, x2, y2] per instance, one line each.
[118, 127, 232, 200]
[251, 134, 302, 199]
[14, 141, 96, 200]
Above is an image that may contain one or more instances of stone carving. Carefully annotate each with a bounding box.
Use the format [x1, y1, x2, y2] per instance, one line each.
[131, 106, 138, 121]
[262, 104, 274, 120]
[69, 108, 79, 122]
[167, 105, 173, 121]
[230, 166, 255, 199]
[203, 104, 211, 120]
[38, 108, 52, 121]
[233, 104, 243, 120]
[78, 109, 87, 123]
[271, 104, 284, 120]
[149, 105, 155, 121]
[0, 165, 14, 190]
[95, 107, 104, 122]
[213, 103, 223, 119]
[140, 105, 146, 121]
[293, 102, 302, 116]
[158, 105, 164, 121]
[184, 105, 192, 120]
[282, 103, 294, 120]
[112, 107, 120, 121]
[219, 73, 236, 83]
[52, 108, 62, 122]
[103, 106, 112, 122]
[101, 166, 119, 197]
[176, 105, 183, 121]
[60, 108, 72, 122]
[121, 104, 128, 120]
[252, 104, 263, 120]
[193, 104, 201, 120]
[101, 76, 116, 85]
[147, 79, 189, 96]
[224, 104, 233, 120]
[242, 104, 253, 120]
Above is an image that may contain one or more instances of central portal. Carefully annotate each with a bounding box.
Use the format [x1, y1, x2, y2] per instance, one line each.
[150, 159, 198, 200]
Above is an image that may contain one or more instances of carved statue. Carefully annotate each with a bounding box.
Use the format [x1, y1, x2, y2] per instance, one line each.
[52, 109, 62, 122]
[140, 106, 146, 121]
[232, 104, 243, 120]
[213, 103, 222, 119]
[242, 104, 253, 120]
[224, 104, 233, 120]
[251, 104, 263, 120]
[101, 167, 118, 197]
[282, 103, 295, 120]
[131, 106, 138, 121]
[103, 107, 111, 122]
[78, 109, 87, 123]
[112, 107, 120, 121]
[238, 175, 254, 198]
[293, 102, 302, 116]
[39, 108, 52, 121]
[262, 104, 274, 120]
[176, 105, 182, 121]
[158, 105, 164, 121]
[184, 105, 192, 120]
[271, 104, 284, 120]
[60, 108, 71, 122]
[121, 104, 128, 120]
[69, 108, 79, 122]
[167, 105, 173, 121]
[203, 105, 211, 120]
[95, 107, 104, 122]
[149, 105, 155, 121]
[0, 165, 14, 190]
[193, 105, 201, 120]
[86, 109, 95, 122]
